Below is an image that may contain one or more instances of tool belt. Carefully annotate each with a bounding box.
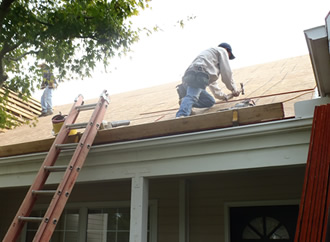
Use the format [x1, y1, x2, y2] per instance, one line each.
[183, 66, 210, 89]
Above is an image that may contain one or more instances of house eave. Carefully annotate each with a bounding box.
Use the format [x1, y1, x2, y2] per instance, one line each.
[0, 116, 313, 188]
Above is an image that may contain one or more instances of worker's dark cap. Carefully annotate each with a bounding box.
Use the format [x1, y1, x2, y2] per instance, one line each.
[218, 42, 235, 60]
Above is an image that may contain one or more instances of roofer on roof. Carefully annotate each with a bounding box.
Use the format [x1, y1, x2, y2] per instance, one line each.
[176, 43, 240, 118]
[38, 63, 57, 117]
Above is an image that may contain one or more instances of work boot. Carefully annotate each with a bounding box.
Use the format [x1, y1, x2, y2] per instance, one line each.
[176, 84, 186, 104]
[39, 112, 48, 117]
[39, 110, 53, 117]
[46, 109, 53, 116]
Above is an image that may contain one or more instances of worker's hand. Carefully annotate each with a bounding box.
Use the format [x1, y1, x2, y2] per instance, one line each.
[218, 92, 228, 101]
[231, 89, 240, 97]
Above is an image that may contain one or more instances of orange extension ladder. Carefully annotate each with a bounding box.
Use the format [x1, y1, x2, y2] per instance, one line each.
[3, 90, 109, 242]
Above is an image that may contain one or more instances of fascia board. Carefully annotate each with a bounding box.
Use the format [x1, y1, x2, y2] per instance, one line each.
[0, 117, 312, 164]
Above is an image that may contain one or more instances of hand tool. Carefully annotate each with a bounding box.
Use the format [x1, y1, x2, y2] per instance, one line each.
[226, 83, 244, 100]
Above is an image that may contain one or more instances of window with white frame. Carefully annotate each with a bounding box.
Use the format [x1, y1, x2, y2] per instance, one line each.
[20, 201, 157, 242]
[86, 207, 130, 242]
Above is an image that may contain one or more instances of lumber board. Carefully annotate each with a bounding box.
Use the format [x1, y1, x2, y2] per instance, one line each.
[0, 88, 41, 105]
[0, 135, 80, 158]
[0, 103, 284, 158]
[238, 102, 284, 124]
[0, 88, 41, 132]
[0, 138, 55, 157]
[94, 103, 284, 145]
[0, 88, 41, 113]
[0, 92, 41, 115]
[0, 102, 35, 120]
[2, 112, 25, 124]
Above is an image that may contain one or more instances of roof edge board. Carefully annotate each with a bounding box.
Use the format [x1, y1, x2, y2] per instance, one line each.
[0, 116, 313, 165]
[304, 25, 330, 97]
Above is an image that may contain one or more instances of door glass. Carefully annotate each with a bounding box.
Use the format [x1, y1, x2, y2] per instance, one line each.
[230, 205, 298, 242]
[242, 216, 290, 239]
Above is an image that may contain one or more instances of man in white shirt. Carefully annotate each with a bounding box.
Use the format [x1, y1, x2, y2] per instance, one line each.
[176, 43, 240, 117]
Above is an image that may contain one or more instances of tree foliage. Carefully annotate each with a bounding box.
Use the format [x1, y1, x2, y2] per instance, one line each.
[0, 0, 149, 129]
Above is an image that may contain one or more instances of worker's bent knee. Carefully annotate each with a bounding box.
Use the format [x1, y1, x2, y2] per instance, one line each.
[203, 96, 216, 107]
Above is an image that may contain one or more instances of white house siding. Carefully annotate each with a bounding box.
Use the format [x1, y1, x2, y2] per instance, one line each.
[0, 165, 305, 241]
[187, 166, 305, 242]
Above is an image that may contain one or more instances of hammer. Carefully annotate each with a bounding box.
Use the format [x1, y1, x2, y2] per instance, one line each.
[226, 83, 244, 100]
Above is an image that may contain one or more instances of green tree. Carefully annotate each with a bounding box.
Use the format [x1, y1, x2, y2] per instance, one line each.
[0, 0, 149, 129]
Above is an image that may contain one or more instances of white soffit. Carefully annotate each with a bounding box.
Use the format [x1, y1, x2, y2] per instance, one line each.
[304, 25, 330, 97]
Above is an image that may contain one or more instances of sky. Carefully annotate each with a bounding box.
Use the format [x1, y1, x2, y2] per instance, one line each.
[33, 0, 330, 106]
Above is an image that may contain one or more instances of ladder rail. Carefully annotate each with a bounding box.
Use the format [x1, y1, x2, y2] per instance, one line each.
[33, 93, 109, 241]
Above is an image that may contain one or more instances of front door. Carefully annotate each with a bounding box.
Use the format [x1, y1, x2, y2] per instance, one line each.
[230, 205, 299, 242]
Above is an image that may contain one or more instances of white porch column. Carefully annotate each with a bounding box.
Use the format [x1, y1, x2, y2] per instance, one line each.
[129, 175, 149, 242]
[179, 179, 187, 242]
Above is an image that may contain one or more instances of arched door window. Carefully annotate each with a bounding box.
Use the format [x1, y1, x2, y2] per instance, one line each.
[242, 216, 290, 239]
[230, 205, 299, 242]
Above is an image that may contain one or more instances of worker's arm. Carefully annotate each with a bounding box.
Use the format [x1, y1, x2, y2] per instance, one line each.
[218, 50, 238, 95]
[209, 81, 228, 101]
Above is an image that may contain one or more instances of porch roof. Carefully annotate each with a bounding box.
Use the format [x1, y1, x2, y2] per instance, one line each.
[0, 55, 316, 157]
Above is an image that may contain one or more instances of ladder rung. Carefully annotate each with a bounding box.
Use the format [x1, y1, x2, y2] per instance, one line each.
[18, 216, 43, 223]
[56, 143, 78, 150]
[32, 190, 56, 195]
[44, 165, 68, 172]
[75, 103, 97, 111]
[66, 122, 88, 130]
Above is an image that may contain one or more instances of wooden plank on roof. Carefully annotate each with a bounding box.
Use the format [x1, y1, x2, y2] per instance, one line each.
[0, 88, 41, 113]
[0, 88, 41, 132]
[238, 102, 284, 124]
[0, 103, 284, 157]
[94, 102, 284, 145]
[0, 102, 35, 120]
[0, 90, 41, 115]
[2, 111, 26, 124]
[0, 138, 54, 157]
[0, 135, 80, 157]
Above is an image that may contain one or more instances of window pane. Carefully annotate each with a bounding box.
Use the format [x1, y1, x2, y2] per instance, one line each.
[51, 210, 79, 242]
[26, 209, 79, 242]
[117, 208, 130, 230]
[87, 208, 131, 242]
[270, 225, 290, 239]
[107, 232, 116, 242]
[250, 217, 264, 235]
[242, 226, 261, 239]
[117, 232, 129, 242]
[266, 217, 279, 235]
[87, 213, 109, 242]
